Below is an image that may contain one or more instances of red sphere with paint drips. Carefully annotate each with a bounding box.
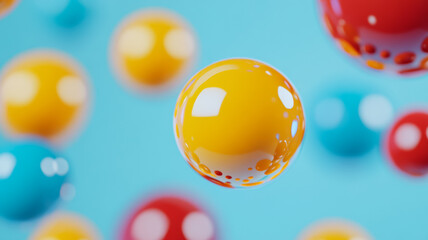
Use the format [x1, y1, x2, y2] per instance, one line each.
[318, 0, 428, 75]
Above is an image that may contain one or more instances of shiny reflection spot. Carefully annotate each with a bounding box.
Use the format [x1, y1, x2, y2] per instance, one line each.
[182, 212, 214, 240]
[0, 153, 16, 179]
[315, 98, 344, 128]
[60, 183, 76, 201]
[359, 94, 393, 130]
[164, 29, 195, 59]
[40, 157, 57, 177]
[278, 86, 294, 109]
[291, 120, 298, 137]
[132, 209, 169, 240]
[368, 15, 377, 25]
[395, 123, 421, 150]
[57, 76, 87, 106]
[55, 158, 69, 176]
[265, 70, 272, 76]
[118, 26, 154, 58]
[1, 71, 39, 105]
[192, 87, 227, 117]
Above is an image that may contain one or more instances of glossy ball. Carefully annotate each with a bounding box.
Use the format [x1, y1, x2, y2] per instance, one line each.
[31, 212, 100, 240]
[111, 9, 197, 92]
[34, 0, 87, 27]
[0, 0, 18, 18]
[0, 141, 69, 221]
[174, 59, 305, 188]
[121, 195, 217, 240]
[314, 88, 393, 156]
[0, 50, 89, 143]
[319, 0, 428, 75]
[299, 219, 372, 240]
[385, 111, 428, 176]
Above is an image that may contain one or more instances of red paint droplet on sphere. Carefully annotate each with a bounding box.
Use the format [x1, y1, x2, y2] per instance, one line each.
[421, 37, 428, 52]
[394, 52, 416, 65]
[399, 67, 425, 75]
[225, 175, 232, 179]
[380, 50, 391, 59]
[215, 171, 223, 176]
[363, 44, 376, 54]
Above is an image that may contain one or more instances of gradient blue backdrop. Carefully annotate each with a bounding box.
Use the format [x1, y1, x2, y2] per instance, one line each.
[1, 0, 428, 239]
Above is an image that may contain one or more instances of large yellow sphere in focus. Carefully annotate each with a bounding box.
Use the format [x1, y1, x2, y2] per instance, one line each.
[0, 50, 89, 142]
[111, 9, 197, 92]
[0, 0, 18, 18]
[31, 213, 100, 240]
[299, 219, 372, 240]
[174, 58, 305, 188]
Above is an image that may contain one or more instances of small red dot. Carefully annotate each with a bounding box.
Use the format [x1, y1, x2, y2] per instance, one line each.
[226, 175, 232, 179]
[380, 50, 390, 59]
[215, 171, 223, 176]
[422, 37, 428, 53]
[363, 44, 376, 54]
[395, 52, 416, 65]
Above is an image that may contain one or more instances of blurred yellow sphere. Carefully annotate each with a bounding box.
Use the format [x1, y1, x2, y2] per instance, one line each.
[31, 213, 100, 240]
[111, 9, 197, 92]
[299, 219, 372, 240]
[0, 50, 89, 142]
[0, 0, 18, 18]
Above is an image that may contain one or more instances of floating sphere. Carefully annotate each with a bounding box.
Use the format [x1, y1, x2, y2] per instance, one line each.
[298, 219, 372, 240]
[318, 0, 428, 75]
[111, 9, 197, 93]
[174, 58, 305, 188]
[0, 141, 69, 221]
[31, 212, 100, 240]
[313, 87, 393, 156]
[385, 110, 428, 176]
[0, 50, 90, 144]
[120, 195, 217, 240]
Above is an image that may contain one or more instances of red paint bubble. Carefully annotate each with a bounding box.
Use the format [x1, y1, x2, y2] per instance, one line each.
[394, 52, 416, 65]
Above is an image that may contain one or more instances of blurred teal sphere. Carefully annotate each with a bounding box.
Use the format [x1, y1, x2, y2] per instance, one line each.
[0, 141, 69, 221]
[35, 0, 87, 27]
[313, 87, 394, 156]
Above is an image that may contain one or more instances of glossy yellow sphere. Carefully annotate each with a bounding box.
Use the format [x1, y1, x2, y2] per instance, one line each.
[174, 58, 305, 188]
[0, 0, 17, 18]
[111, 9, 197, 92]
[299, 220, 372, 240]
[31, 213, 100, 240]
[0, 51, 89, 142]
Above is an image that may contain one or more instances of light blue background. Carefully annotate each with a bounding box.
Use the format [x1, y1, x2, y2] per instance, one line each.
[1, 0, 428, 239]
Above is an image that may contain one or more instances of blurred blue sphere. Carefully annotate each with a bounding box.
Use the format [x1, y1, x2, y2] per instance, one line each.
[0, 141, 69, 221]
[313, 87, 394, 156]
[35, 0, 87, 27]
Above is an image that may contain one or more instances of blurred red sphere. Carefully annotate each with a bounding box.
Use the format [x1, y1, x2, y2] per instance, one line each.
[120, 195, 217, 240]
[385, 111, 428, 176]
[319, 0, 428, 75]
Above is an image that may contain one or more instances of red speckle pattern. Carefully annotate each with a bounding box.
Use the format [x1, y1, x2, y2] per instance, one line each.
[319, 0, 428, 75]
[385, 111, 428, 176]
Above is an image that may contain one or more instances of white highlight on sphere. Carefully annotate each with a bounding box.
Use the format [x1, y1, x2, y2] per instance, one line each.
[368, 15, 377, 25]
[291, 120, 298, 137]
[55, 157, 69, 176]
[0, 153, 16, 179]
[119, 26, 154, 58]
[40, 157, 57, 177]
[164, 29, 195, 59]
[60, 183, 76, 201]
[278, 86, 294, 109]
[395, 123, 421, 151]
[315, 98, 344, 129]
[1, 71, 39, 105]
[132, 209, 169, 240]
[192, 87, 227, 117]
[182, 212, 214, 240]
[359, 94, 393, 130]
[57, 76, 87, 106]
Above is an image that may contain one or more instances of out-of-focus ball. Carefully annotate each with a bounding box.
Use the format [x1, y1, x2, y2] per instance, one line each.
[0, 141, 69, 221]
[111, 9, 197, 92]
[298, 219, 372, 240]
[313, 87, 393, 156]
[31, 212, 100, 240]
[318, 0, 428, 75]
[34, 0, 87, 27]
[0, 50, 89, 143]
[121, 195, 217, 240]
[174, 58, 305, 188]
[0, 0, 18, 18]
[385, 110, 428, 176]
